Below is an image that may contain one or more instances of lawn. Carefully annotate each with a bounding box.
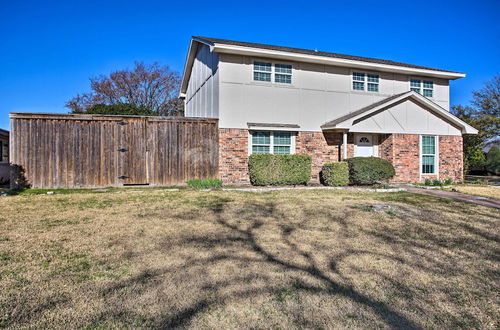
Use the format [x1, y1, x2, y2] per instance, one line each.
[0, 189, 498, 328]
[452, 185, 500, 200]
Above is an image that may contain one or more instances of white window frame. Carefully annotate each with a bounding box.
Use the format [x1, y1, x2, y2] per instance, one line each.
[248, 130, 296, 155]
[351, 70, 380, 93]
[420, 135, 439, 176]
[253, 61, 272, 82]
[252, 60, 293, 85]
[409, 77, 434, 98]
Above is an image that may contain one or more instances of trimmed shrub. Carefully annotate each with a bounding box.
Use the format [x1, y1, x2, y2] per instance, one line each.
[186, 178, 223, 189]
[321, 162, 349, 186]
[248, 154, 311, 186]
[346, 157, 395, 185]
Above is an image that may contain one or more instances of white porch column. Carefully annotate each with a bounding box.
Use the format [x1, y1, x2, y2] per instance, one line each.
[343, 131, 348, 160]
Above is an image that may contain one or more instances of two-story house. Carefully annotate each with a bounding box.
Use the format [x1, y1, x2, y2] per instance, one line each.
[180, 37, 478, 184]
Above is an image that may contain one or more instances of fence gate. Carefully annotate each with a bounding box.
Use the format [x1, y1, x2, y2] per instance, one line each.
[118, 118, 148, 185]
[9, 113, 219, 188]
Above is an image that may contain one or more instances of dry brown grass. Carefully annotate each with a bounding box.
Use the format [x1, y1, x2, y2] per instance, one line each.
[453, 185, 500, 200]
[0, 189, 498, 329]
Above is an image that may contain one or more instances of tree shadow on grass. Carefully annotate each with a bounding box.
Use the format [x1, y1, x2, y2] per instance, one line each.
[97, 194, 498, 329]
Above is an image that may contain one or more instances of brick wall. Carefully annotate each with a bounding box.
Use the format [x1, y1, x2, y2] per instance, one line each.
[295, 131, 345, 182]
[218, 128, 464, 184]
[218, 128, 250, 184]
[380, 134, 463, 183]
[439, 135, 464, 182]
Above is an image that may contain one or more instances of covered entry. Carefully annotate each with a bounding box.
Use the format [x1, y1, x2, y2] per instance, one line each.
[321, 90, 478, 161]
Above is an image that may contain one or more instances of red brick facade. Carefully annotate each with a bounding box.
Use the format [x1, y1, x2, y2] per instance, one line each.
[218, 128, 464, 184]
[379, 134, 463, 183]
[218, 128, 250, 184]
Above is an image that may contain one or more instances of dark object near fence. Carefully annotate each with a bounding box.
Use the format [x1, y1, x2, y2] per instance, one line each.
[10, 113, 219, 188]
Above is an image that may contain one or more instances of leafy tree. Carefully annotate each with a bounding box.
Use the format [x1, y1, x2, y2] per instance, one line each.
[452, 74, 500, 172]
[66, 62, 183, 116]
[486, 146, 500, 175]
[85, 103, 156, 116]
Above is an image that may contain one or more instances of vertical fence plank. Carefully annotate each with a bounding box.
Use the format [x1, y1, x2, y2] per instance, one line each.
[9, 114, 219, 188]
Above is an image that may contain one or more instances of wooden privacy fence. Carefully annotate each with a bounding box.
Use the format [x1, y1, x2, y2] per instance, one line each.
[10, 113, 219, 188]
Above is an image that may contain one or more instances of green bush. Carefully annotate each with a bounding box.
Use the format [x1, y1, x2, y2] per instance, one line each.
[443, 178, 453, 185]
[186, 178, 223, 189]
[248, 154, 311, 186]
[424, 179, 432, 186]
[346, 157, 395, 185]
[321, 162, 349, 186]
[486, 146, 500, 175]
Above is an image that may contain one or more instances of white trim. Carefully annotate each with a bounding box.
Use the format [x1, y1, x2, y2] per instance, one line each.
[211, 44, 466, 80]
[248, 130, 296, 155]
[343, 131, 348, 160]
[351, 69, 380, 93]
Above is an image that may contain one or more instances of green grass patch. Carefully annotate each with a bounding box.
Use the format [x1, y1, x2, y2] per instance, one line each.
[186, 178, 223, 189]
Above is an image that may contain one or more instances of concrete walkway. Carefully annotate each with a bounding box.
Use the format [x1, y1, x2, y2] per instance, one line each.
[402, 185, 500, 209]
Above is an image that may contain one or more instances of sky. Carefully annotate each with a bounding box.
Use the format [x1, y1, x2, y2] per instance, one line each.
[0, 0, 499, 130]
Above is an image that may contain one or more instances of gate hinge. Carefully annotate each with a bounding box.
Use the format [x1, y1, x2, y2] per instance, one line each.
[118, 175, 128, 180]
[118, 121, 128, 126]
[117, 148, 128, 152]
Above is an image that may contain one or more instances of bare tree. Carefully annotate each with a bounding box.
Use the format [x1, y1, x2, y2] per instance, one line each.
[66, 62, 183, 116]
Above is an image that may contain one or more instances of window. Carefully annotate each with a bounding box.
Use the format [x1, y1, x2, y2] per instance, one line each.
[421, 135, 437, 174]
[410, 79, 433, 97]
[250, 131, 294, 154]
[352, 72, 379, 92]
[253, 62, 272, 82]
[253, 62, 292, 84]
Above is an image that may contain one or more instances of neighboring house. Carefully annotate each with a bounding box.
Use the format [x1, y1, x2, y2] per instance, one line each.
[0, 129, 9, 183]
[180, 36, 478, 184]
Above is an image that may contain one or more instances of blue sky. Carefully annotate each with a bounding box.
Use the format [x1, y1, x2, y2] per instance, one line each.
[0, 0, 498, 130]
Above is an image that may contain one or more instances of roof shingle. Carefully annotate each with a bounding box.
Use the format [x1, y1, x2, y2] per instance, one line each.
[194, 36, 462, 74]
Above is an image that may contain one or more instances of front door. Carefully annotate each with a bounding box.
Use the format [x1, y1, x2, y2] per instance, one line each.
[355, 134, 374, 157]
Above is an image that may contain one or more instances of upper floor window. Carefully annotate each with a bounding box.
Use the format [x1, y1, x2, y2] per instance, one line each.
[253, 62, 272, 82]
[250, 131, 294, 154]
[410, 79, 433, 97]
[352, 72, 379, 92]
[253, 62, 292, 84]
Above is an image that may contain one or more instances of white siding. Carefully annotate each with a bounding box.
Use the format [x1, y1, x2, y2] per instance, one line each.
[218, 54, 450, 131]
[185, 44, 219, 118]
[349, 99, 461, 136]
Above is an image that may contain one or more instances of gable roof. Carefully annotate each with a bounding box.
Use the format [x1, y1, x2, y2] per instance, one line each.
[194, 36, 463, 75]
[321, 91, 478, 134]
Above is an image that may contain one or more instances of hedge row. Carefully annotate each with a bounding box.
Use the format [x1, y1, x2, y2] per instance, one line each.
[248, 155, 395, 187]
[248, 154, 311, 186]
[321, 157, 395, 186]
